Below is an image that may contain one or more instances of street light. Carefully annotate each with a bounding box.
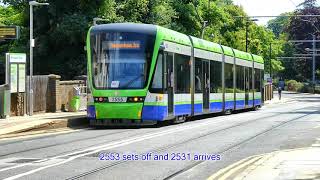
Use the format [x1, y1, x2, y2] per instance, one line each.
[305, 48, 320, 52]
[93, 17, 108, 26]
[29, 0, 49, 116]
[201, 21, 208, 39]
[245, 18, 258, 52]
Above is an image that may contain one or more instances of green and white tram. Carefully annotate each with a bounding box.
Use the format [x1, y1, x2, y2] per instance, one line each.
[86, 23, 264, 126]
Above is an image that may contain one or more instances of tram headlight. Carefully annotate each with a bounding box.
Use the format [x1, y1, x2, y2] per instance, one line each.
[94, 97, 107, 103]
[128, 97, 144, 103]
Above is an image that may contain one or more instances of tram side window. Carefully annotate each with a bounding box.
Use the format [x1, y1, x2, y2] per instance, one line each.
[151, 54, 163, 92]
[225, 63, 234, 93]
[261, 70, 264, 89]
[195, 58, 203, 93]
[0, 62, 4, 85]
[254, 68, 261, 92]
[236, 65, 245, 93]
[210, 61, 222, 93]
[249, 68, 253, 92]
[175, 54, 191, 94]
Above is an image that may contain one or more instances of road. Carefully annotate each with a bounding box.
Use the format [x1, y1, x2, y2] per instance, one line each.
[0, 92, 319, 180]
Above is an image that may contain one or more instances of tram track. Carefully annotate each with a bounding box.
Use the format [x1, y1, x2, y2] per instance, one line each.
[162, 109, 320, 180]
[0, 103, 292, 158]
[0, 129, 133, 157]
[64, 105, 318, 180]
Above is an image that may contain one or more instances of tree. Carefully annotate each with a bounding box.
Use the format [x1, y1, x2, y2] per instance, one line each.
[267, 12, 291, 38]
[0, 0, 285, 79]
[285, 0, 320, 81]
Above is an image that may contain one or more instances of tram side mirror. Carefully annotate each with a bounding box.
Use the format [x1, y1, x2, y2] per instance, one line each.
[84, 46, 87, 51]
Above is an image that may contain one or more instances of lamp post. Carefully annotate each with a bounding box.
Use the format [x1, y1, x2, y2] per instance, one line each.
[312, 35, 316, 93]
[201, 21, 208, 39]
[29, 0, 49, 116]
[93, 17, 108, 26]
[305, 35, 317, 94]
[269, 43, 272, 78]
[245, 18, 258, 52]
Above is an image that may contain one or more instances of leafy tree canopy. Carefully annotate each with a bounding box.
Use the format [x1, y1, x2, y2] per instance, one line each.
[0, 0, 285, 79]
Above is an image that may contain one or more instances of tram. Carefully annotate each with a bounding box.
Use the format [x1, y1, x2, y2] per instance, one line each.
[86, 23, 264, 126]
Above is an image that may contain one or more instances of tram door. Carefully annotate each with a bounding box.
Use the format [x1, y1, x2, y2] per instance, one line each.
[245, 67, 250, 107]
[166, 52, 174, 115]
[203, 61, 210, 112]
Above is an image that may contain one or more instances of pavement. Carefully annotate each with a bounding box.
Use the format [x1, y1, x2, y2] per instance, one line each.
[263, 91, 297, 105]
[208, 147, 320, 180]
[207, 91, 320, 180]
[0, 112, 87, 138]
[0, 91, 319, 180]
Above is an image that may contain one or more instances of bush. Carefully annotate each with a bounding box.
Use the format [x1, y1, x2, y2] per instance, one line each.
[284, 79, 320, 94]
[286, 80, 304, 91]
[315, 86, 320, 94]
[298, 84, 311, 93]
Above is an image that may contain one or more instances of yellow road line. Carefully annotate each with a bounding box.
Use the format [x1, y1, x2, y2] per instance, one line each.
[207, 155, 262, 180]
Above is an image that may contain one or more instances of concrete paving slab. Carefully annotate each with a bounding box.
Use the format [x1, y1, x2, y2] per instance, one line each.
[207, 147, 320, 180]
[0, 112, 87, 137]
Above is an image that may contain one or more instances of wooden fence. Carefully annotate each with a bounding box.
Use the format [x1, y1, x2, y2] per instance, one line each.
[9, 74, 86, 116]
[264, 83, 273, 102]
[27, 75, 49, 113]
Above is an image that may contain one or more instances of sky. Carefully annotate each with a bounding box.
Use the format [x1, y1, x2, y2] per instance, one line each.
[232, 0, 308, 25]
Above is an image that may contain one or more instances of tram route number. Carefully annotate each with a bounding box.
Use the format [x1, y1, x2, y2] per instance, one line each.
[99, 152, 221, 161]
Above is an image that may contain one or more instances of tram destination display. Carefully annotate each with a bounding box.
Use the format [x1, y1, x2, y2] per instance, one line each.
[0, 26, 20, 40]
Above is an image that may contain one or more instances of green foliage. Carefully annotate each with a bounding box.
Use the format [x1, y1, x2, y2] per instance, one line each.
[266, 0, 320, 82]
[285, 79, 320, 94]
[267, 12, 291, 38]
[286, 79, 304, 91]
[271, 59, 285, 72]
[0, 0, 286, 79]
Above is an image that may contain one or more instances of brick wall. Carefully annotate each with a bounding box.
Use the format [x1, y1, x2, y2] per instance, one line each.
[57, 80, 85, 111]
[46, 74, 86, 112]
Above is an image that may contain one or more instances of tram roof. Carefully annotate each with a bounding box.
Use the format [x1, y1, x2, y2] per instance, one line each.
[90, 23, 264, 64]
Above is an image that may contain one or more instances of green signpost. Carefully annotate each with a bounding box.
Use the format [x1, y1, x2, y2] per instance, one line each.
[5, 53, 27, 116]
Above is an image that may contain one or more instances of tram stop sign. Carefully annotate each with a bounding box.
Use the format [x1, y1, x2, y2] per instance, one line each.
[5, 53, 26, 93]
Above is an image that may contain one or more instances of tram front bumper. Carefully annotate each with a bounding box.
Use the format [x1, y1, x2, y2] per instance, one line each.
[94, 103, 143, 120]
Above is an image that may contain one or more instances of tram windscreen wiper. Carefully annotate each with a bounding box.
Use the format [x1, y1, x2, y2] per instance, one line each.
[122, 74, 145, 88]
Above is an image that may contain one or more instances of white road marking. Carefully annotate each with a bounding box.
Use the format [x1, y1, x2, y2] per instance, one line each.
[2, 103, 317, 180]
[1, 111, 264, 174]
[2, 116, 235, 180]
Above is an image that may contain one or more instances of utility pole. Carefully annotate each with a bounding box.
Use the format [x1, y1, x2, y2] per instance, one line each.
[244, 18, 258, 52]
[269, 43, 272, 78]
[312, 34, 316, 93]
[246, 21, 248, 52]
